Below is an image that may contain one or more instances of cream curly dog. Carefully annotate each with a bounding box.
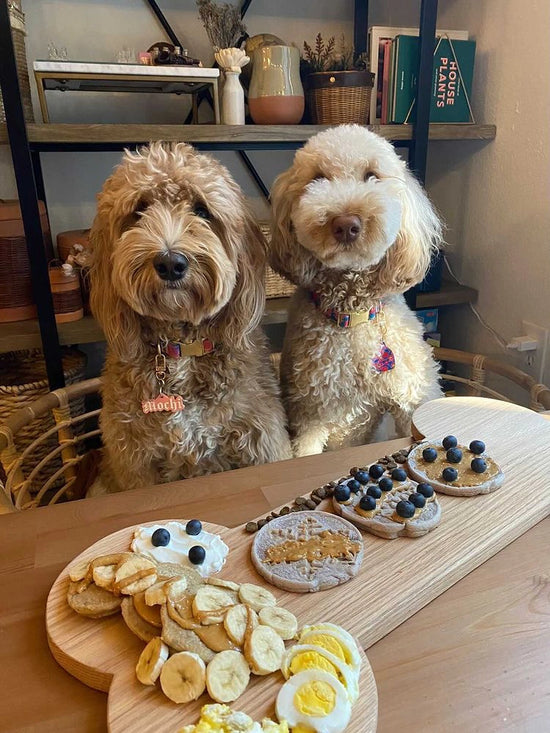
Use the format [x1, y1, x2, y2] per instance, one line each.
[270, 125, 443, 456]
[90, 142, 291, 492]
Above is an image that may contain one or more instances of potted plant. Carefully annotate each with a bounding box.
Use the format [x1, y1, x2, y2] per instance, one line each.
[301, 34, 374, 124]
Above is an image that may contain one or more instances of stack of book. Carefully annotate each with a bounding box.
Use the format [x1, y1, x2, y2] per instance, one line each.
[368, 26, 476, 124]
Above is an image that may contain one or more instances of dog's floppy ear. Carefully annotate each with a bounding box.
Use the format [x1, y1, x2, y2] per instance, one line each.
[89, 195, 143, 361]
[269, 168, 319, 287]
[374, 168, 443, 294]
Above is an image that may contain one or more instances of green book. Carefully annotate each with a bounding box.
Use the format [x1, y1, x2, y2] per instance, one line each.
[391, 35, 476, 123]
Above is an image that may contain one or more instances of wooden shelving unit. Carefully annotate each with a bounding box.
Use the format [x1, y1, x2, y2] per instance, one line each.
[0, 282, 477, 354]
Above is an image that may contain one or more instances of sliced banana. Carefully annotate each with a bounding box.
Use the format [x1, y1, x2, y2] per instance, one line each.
[258, 606, 298, 641]
[144, 580, 171, 606]
[114, 555, 157, 595]
[238, 583, 277, 612]
[133, 591, 162, 628]
[160, 651, 206, 703]
[68, 558, 90, 582]
[164, 576, 189, 602]
[92, 564, 116, 590]
[193, 585, 236, 624]
[135, 636, 169, 685]
[206, 577, 240, 592]
[224, 604, 258, 646]
[244, 625, 285, 675]
[205, 650, 250, 703]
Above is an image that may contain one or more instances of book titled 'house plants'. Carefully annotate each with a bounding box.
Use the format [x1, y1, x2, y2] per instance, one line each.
[302, 34, 374, 124]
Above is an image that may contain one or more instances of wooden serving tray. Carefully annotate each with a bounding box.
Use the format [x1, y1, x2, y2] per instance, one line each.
[46, 397, 550, 731]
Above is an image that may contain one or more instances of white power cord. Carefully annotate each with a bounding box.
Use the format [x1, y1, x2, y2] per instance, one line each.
[443, 256, 509, 351]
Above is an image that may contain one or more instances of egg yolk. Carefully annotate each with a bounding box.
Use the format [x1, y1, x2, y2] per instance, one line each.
[293, 680, 337, 717]
[290, 651, 339, 679]
[292, 725, 316, 733]
[302, 634, 348, 664]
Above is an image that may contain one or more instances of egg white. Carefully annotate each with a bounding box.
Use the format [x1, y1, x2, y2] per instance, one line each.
[276, 669, 352, 733]
[298, 624, 362, 670]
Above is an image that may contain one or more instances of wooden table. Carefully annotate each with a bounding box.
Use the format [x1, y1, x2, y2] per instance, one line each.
[1, 437, 548, 732]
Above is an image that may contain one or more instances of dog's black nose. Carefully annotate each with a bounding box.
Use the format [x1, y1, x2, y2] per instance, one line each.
[332, 215, 362, 244]
[153, 251, 189, 281]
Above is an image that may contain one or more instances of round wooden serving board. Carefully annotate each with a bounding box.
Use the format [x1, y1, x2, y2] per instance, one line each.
[46, 521, 378, 733]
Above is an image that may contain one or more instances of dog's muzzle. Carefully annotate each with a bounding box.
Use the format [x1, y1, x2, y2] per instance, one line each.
[153, 251, 189, 282]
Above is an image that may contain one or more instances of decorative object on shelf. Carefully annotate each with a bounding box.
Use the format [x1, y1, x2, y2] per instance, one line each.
[0, 1, 34, 123]
[301, 34, 373, 124]
[138, 51, 152, 65]
[248, 45, 304, 125]
[47, 42, 68, 61]
[115, 47, 136, 64]
[197, 0, 247, 52]
[0, 200, 52, 323]
[214, 47, 249, 125]
[147, 42, 202, 67]
[48, 262, 84, 323]
[0, 347, 87, 502]
[57, 229, 92, 314]
[242, 33, 285, 85]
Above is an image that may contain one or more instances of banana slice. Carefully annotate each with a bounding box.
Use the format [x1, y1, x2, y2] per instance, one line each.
[244, 625, 285, 675]
[193, 586, 236, 624]
[258, 606, 297, 641]
[238, 583, 277, 612]
[135, 636, 169, 685]
[114, 555, 157, 595]
[224, 604, 258, 646]
[160, 651, 206, 704]
[92, 564, 116, 591]
[206, 577, 240, 592]
[144, 580, 171, 606]
[165, 576, 189, 602]
[134, 591, 162, 628]
[68, 558, 90, 582]
[205, 650, 250, 703]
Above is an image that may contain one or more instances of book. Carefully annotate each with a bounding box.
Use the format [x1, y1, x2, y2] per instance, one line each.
[368, 26, 469, 123]
[390, 36, 476, 124]
[380, 40, 392, 124]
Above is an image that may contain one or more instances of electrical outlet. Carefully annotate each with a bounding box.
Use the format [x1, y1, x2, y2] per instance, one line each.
[522, 321, 549, 382]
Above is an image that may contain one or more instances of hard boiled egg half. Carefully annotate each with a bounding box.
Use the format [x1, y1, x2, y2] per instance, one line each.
[276, 669, 351, 733]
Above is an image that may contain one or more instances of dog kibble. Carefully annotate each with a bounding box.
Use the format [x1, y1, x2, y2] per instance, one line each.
[245, 521, 258, 533]
[305, 499, 317, 509]
[311, 494, 323, 505]
[257, 519, 267, 529]
[295, 496, 307, 506]
[316, 487, 327, 499]
[279, 506, 290, 515]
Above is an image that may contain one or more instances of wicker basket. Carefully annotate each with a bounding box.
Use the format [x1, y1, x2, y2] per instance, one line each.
[259, 222, 295, 299]
[0, 1, 34, 123]
[305, 70, 374, 124]
[0, 348, 87, 498]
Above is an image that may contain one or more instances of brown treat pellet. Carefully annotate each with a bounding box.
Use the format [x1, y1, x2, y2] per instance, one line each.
[395, 455, 406, 463]
[257, 519, 266, 529]
[387, 462, 397, 470]
[279, 506, 290, 515]
[295, 496, 307, 506]
[305, 499, 317, 509]
[378, 458, 389, 465]
[311, 494, 323, 505]
[245, 521, 258, 533]
[329, 480, 339, 488]
[325, 486, 334, 497]
[290, 506, 301, 512]
[316, 487, 327, 499]
[349, 466, 359, 475]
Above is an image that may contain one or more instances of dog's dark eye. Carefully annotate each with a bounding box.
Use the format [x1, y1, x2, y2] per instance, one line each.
[134, 199, 148, 215]
[312, 174, 327, 182]
[193, 204, 210, 220]
[364, 171, 379, 182]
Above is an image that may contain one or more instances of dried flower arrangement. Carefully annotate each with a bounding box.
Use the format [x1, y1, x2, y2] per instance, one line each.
[302, 33, 368, 74]
[196, 0, 247, 51]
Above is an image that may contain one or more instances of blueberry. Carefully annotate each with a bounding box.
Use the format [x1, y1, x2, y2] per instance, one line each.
[391, 467, 408, 482]
[368, 464, 385, 480]
[471, 458, 487, 474]
[366, 485, 382, 500]
[422, 447, 438, 463]
[408, 492, 426, 508]
[359, 495, 377, 511]
[416, 482, 434, 498]
[396, 500, 415, 519]
[469, 440, 486, 455]
[355, 470, 370, 485]
[188, 545, 206, 565]
[446, 447, 463, 464]
[151, 528, 170, 547]
[378, 477, 393, 492]
[442, 467, 458, 482]
[334, 484, 351, 503]
[348, 479, 362, 493]
[442, 435, 458, 450]
[185, 519, 202, 536]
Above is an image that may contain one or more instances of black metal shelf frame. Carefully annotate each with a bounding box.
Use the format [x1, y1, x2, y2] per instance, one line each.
[0, 0, 438, 388]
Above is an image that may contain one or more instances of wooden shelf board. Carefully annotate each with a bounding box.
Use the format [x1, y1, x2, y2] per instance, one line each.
[0, 283, 476, 354]
[0, 123, 497, 147]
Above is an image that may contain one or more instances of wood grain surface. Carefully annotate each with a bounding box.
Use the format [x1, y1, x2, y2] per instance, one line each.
[46, 521, 377, 732]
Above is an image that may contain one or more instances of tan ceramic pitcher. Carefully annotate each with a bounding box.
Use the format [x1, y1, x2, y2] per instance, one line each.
[248, 45, 304, 124]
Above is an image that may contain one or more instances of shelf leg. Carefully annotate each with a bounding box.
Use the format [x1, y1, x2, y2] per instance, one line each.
[353, 0, 369, 58]
[0, 3, 64, 389]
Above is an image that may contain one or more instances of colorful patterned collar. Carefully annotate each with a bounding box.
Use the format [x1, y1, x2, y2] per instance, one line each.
[162, 337, 216, 358]
[309, 291, 383, 328]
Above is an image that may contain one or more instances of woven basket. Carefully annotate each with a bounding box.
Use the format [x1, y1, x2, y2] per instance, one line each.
[0, 348, 87, 495]
[259, 222, 295, 299]
[305, 70, 374, 124]
[0, 1, 34, 123]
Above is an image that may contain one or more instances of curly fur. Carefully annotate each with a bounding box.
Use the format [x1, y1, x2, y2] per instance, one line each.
[270, 125, 443, 456]
[90, 142, 291, 492]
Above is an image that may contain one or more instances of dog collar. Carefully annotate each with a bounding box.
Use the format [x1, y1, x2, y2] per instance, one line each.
[309, 291, 383, 329]
[162, 337, 216, 358]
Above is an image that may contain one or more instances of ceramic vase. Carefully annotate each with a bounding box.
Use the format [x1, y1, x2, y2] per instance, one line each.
[248, 45, 304, 125]
[214, 47, 249, 125]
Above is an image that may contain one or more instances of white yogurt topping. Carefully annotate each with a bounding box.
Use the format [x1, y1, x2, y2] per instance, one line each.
[131, 521, 228, 577]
